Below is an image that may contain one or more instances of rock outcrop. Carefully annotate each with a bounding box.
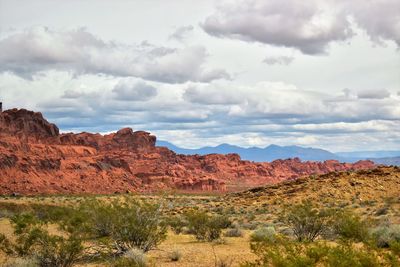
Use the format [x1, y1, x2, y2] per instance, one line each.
[0, 108, 375, 195]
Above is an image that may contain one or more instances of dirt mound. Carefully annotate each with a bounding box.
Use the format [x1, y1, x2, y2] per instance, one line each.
[0, 108, 375, 195]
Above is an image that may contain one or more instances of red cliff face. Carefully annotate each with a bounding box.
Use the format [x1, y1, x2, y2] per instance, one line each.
[0, 109, 375, 195]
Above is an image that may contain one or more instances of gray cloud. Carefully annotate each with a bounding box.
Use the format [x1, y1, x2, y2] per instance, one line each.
[0, 27, 229, 83]
[201, 0, 400, 54]
[344, 0, 400, 46]
[357, 89, 390, 99]
[201, 0, 353, 54]
[112, 79, 157, 101]
[263, 56, 294, 65]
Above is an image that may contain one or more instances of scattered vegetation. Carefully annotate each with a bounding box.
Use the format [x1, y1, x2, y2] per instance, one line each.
[0, 166, 399, 266]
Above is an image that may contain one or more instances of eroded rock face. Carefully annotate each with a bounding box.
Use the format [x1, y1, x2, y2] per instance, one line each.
[0, 108, 375, 195]
[0, 109, 59, 141]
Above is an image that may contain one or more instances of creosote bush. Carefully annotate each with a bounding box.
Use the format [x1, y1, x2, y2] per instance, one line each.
[0, 197, 168, 266]
[331, 210, 369, 242]
[184, 210, 231, 241]
[75, 197, 168, 254]
[224, 227, 243, 237]
[250, 227, 276, 243]
[372, 224, 400, 248]
[0, 213, 84, 267]
[243, 236, 388, 267]
[284, 201, 333, 242]
[166, 215, 186, 235]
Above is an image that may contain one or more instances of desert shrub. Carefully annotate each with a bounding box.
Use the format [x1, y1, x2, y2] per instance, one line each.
[243, 236, 323, 267]
[3, 257, 39, 267]
[0, 203, 31, 218]
[375, 206, 389, 216]
[284, 201, 333, 242]
[240, 222, 258, 230]
[389, 240, 400, 256]
[372, 224, 400, 248]
[224, 227, 243, 237]
[331, 211, 369, 242]
[0, 233, 14, 255]
[242, 237, 382, 267]
[0, 214, 84, 267]
[31, 205, 74, 223]
[208, 215, 231, 241]
[323, 245, 380, 267]
[185, 210, 231, 241]
[250, 227, 276, 243]
[33, 234, 84, 267]
[59, 197, 167, 254]
[75, 199, 115, 237]
[113, 248, 147, 267]
[166, 215, 186, 235]
[106, 198, 167, 253]
[169, 249, 182, 261]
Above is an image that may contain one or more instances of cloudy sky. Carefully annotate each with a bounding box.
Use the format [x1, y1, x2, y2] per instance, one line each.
[0, 0, 399, 152]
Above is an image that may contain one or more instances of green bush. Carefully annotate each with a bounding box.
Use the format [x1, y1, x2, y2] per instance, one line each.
[331, 211, 369, 242]
[372, 224, 400, 248]
[243, 237, 383, 267]
[185, 210, 231, 241]
[33, 234, 84, 267]
[70, 199, 115, 237]
[166, 215, 186, 235]
[224, 227, 243, 237]
[3, 257, 39, 267]
[284, 201, 333, 242]
[0, 214, 84, 267]
[250, 227, 276, 243]
[58, 197, 167, 254]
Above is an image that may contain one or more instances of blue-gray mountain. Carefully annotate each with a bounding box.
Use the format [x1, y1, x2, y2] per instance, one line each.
[157, 140, 400, 165]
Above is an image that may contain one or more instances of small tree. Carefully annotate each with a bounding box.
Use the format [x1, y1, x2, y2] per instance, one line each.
[285, 201, 332, 242]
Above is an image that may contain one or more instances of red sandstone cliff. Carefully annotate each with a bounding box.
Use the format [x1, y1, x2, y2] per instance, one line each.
[0, 108, 375, 195]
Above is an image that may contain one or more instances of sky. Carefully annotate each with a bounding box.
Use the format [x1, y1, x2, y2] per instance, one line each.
[0, 0, 399, 152]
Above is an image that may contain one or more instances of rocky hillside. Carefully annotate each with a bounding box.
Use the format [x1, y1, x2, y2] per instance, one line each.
[0, 108, 375, 195]
[224, 166, 400, 223]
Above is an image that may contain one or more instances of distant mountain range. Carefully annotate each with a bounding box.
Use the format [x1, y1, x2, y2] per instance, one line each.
[157, 140, 400, 165]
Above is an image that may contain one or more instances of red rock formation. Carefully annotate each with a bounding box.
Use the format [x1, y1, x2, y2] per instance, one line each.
[0, 108, 375, 195]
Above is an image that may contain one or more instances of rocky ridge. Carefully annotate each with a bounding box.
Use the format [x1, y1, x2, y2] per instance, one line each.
[0, 108, 375, 195]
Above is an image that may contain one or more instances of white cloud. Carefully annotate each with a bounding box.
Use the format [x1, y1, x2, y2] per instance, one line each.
[0, 26, 229, 83]
[202, 0, 353, 54]
[202, 0, 400, 54]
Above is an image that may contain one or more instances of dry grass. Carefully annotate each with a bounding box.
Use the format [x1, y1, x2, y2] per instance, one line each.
[146, 231, 255, 266]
